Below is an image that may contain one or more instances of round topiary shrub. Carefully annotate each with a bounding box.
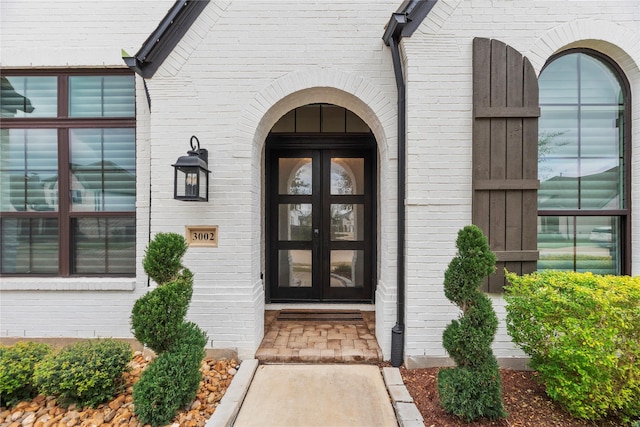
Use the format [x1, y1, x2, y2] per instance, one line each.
[131, 271, 193, 353]
[0, 341, 52, 406]
[437, 225, 506, 422]
[33, 339, 132, 408]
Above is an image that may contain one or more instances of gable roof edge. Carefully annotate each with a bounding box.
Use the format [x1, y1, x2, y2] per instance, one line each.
[123, 0, 210, 78]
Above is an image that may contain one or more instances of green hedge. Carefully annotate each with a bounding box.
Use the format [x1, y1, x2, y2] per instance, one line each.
[505, 270, 640, 421]
[33, 339, 132, 408]
[0, 342, 52, 406]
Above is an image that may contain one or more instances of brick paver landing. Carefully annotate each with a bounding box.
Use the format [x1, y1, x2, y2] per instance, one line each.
[256, 310, 382, 363]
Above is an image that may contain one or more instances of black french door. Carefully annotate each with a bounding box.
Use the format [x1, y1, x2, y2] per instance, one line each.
[266, 135, 376, 302]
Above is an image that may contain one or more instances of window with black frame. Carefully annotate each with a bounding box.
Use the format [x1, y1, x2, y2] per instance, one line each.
[537, 50, 630, 275]
[0, 72, 136, 276]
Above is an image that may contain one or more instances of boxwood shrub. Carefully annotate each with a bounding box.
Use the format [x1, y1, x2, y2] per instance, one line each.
[0, 341, 52, 406]
[33, 339, 132, 408]
[505, 270, 640, 421]
[130, 271, 194, 353]
[132, 322, 207, 427]
[143, 232, 189, 285]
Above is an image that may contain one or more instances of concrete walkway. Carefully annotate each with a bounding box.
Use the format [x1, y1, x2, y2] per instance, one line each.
[234, 364, 397, 427]
[206, 361, 424, 427]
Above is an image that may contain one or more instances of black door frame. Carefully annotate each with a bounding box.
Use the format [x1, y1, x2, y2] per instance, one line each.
[265, 134, 377, 303]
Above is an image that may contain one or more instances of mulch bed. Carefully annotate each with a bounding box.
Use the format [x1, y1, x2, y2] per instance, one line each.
[0, 352, 238, 427]
[400, 367, 629, 427]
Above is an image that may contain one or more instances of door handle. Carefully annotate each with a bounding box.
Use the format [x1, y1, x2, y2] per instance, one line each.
[313, 229, 320, 238]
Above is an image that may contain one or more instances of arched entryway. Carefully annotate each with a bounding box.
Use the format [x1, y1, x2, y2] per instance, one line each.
[265, 104, 377, 303]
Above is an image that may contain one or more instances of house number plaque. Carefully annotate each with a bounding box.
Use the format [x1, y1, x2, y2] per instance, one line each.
[186, 225, 218, 247]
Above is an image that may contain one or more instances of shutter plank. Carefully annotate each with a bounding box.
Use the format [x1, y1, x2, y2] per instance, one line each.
[472, 38, 540, 292]
[472, 38, 492, 236]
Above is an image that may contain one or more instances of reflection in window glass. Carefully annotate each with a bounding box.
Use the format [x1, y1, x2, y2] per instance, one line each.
[72, 217, 135, 274]
[330, 250, 364, 288]
[1, 218, 59, 274]
[331, 158, 364, 195]
[278, 250, 312, 287]
[331, 204, 363, 241]
[539, 55, 578, 104]
[1, 72, 136, 277]
[69, 76, 135, 117]
[1, 76, 57, 118]
[279, 204, 312, 240]
[538, 53, 624, 211]
[537, 216, 620, 275]
[538, 52, 627, 275]
[0, 129, 58, 212]
[279, 158, 312, 195]
[70, 128, 136, 212]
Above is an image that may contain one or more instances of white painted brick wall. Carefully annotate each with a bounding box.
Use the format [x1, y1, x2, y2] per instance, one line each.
[1, 0, 638, 364]
[403, 0, 640, 363]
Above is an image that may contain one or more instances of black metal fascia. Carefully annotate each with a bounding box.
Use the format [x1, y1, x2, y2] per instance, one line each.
[123, 0, 210, 78]
[383, 0, 438, 368]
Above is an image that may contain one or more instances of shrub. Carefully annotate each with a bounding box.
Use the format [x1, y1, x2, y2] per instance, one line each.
[505, 270, 640, 421]
[33, 339, 132, 408]
[437, 225, 506, 421]
[132, 233, 208, 425]
[143, 232, 189, 285]
[0, 342, 52, 406]
[133, 323, 207, 427]
[131, 272, 193, 353]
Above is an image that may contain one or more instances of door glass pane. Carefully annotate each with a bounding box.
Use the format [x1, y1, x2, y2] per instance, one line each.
[279, 204, 312, 240]
[72, 217, 135, 274]
[331, 158, 364, 195]
[0, 129, 58, 212]
[278, 250, 312, 287]
[296, 105, 321, 132]
[69, 76, 135, 117]
[321, 105, 345, 132]
[70, 128, 136, 212]
[279, 158, 312, 195]
[331, 204, 363, 241]
[330, 250, 364, 288]
[1, 76, 58, 118]
[1, 218, 59, 274]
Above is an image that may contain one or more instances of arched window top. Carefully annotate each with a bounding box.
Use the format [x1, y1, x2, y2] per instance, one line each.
[539, 51, 625, 105]
[537, 49, 631, 275]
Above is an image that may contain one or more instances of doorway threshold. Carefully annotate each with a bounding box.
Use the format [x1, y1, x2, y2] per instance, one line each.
[265, 303, 375, 311]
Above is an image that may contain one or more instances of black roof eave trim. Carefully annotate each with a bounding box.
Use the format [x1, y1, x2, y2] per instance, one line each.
[382, 0, 438, 45]
[123, 0, 210, 78]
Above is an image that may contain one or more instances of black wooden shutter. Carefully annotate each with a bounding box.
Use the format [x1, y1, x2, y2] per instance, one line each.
[472, 37, 540, 292]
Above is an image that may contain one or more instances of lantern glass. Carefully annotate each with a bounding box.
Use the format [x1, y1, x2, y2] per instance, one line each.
[172, 141, 210, 202]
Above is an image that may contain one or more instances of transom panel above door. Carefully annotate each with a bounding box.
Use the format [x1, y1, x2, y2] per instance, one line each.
[266, 135, 376, 302]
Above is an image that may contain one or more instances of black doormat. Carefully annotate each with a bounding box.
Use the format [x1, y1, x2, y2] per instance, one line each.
[276, 309, 364, 323]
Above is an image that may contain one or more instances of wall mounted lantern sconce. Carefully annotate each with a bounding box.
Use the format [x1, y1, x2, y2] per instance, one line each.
[172, 136, 210, 202]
